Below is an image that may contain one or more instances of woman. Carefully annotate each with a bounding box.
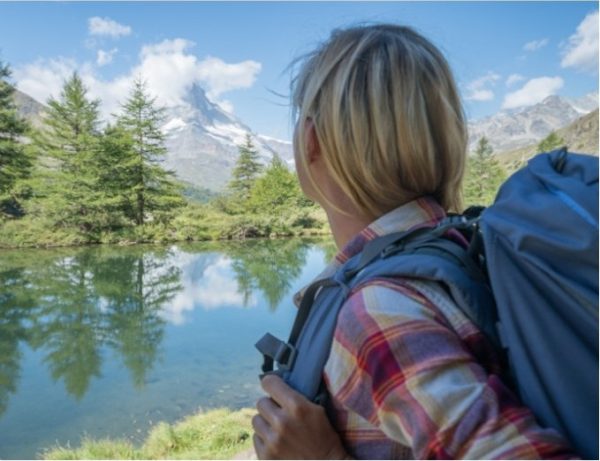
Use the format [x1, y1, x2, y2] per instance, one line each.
[252, 24, 574, 459]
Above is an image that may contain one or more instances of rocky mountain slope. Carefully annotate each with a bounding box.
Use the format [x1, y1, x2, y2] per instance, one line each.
[11, 83, 294, 191]
[12, 88, 45, 129]
[468, 92, 598, 153]
[161, 84, 293, 191]
[12, 85, 597, 189]
[498, 109, 599, 170]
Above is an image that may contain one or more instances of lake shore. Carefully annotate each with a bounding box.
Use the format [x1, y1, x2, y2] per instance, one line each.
[0, 212, 331, 250]
[0, 234, 335, 458]
[0, 202, 331, 250]
[42, 407, 257, 460]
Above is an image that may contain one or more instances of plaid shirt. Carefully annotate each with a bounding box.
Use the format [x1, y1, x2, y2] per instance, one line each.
[294, 197, 575, 459]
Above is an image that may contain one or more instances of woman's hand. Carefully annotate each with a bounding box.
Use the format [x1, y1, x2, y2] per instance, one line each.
[252, 374, 351, 460]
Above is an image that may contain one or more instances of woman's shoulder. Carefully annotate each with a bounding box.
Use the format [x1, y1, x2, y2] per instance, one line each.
[335, 276, 478, 342]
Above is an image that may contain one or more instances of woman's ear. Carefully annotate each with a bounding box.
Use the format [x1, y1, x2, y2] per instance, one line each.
[305, 118, 321, 164]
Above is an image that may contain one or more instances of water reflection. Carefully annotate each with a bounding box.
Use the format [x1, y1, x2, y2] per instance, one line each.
[0, 239, 318, 418]
[0, 263, 33, 416]
[92, 249, 181, 389]
[223, 239, 309, 310]
[164, 253, 254, 326]
[0, 247, 182, 406]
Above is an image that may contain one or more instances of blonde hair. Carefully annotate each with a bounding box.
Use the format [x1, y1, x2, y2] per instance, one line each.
[291, 24, 467, 218]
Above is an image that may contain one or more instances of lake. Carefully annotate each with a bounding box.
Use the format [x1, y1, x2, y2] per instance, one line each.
[0, 238, 335, 459]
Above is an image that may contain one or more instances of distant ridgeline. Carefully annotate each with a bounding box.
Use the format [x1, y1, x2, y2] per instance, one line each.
[2, 57, 598, 247]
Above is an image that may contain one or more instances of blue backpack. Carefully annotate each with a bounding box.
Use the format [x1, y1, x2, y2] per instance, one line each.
[256, 148, 599, 459]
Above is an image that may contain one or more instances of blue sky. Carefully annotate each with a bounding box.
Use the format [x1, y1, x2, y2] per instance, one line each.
[0, 2, 598, 141]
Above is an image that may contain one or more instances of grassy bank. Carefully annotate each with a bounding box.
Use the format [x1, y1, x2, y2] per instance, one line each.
[0, 203, 330, 249]
[42, 408, 256, 460]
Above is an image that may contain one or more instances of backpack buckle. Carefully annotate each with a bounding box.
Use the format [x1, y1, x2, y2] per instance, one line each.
[275, 342, 297, 371]
[381, 244, 402, 259]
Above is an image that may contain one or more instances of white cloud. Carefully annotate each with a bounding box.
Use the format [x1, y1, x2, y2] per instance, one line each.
[217, 99, 235, 114]
[140, 38, 191, 57]
[14, 57, 79, 104]
[467, 89, 494, 102]
[14, 57, 129, 117]
[133, 38, 261, 108]
[195, 56, 262, 100]
[523, 38, 549, 52]
[502, 76, 564, 109]
[88, 16, 132, 38]
[96, 48, 118, 66]
[561, 10, 599, 73]
[160, 256, 255, 326]
[465, 72, 501, 101]
[505, 73, 525, 87]
[14, 37, 262, 120]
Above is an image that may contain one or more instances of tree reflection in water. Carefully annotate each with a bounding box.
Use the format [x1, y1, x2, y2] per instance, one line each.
[0, 238, 329, 419]
[0, 246, 181, 413]
[223, 239, 310, 311]
[0, 261, 36, 416]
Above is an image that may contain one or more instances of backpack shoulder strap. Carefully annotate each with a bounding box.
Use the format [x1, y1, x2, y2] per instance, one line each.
[350, 234, 499, 348]
[256, 222, 497, 402]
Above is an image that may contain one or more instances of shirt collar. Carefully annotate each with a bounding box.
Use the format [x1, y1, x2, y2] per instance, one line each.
[293, 196, 448, 306]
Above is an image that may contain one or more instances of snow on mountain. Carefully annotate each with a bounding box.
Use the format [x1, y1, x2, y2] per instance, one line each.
[11, 83, 595, 188]
[162, 83, 293, 191]
[257, 134, 294, 167]
[568, 91, 599, 115]
[468, 91, 598, 153]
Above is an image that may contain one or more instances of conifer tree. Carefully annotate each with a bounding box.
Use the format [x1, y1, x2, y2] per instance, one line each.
[34, 72, 103, 231]
[463, 136, 506, 206]
[117, 79, 183, 226]
[537, 131, 566, 153]
[96, 124, 136, 227]
[0, 61, 31, 218]
[249, 153, 301, 213]
[229, 134, 262, 202]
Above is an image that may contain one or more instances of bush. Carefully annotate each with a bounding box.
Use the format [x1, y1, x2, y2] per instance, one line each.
[0, 216, 92, 248]
[0, 198, 329, 248]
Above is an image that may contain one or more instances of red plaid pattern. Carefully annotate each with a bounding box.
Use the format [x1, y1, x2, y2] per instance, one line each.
[295, 197, 575, 459]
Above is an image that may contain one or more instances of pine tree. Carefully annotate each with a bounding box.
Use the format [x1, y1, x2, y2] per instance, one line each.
[463, 137, 506, 206]
[537, 131, 566, 153]
[117, 79, 183, 226]
[0, 60, 32, 218]
[95, 124, 136, 228]
[249, 153, 303, 213]
[229, 134, 262, 202]
[33, 72, 103, 232]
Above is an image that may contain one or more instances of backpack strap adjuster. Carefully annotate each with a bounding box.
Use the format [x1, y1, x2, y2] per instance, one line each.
[255, 333, 298, 372]
[274, 342, 297, 371]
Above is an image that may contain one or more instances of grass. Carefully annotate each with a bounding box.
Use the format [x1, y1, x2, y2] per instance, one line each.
[42, 407, 256, 460]
[0, 203, 330, 249]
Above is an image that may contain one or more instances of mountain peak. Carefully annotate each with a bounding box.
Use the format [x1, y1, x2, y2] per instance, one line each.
[540, 94, 564, 105]
[161, 83, 293, 191]
[170, 83, 239, 129]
